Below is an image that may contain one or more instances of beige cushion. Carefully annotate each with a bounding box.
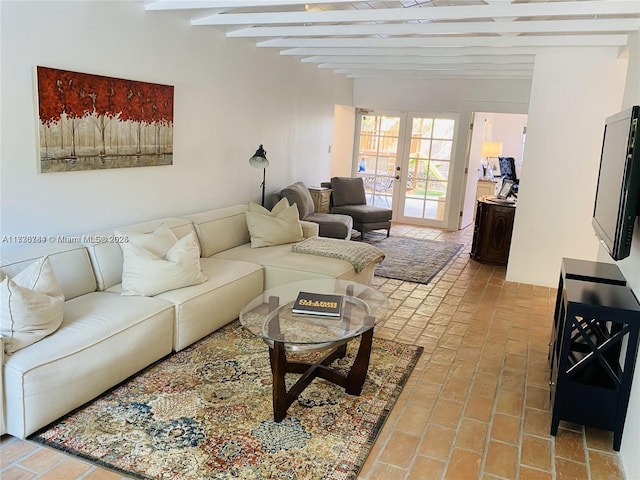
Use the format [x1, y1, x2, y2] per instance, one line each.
[245, 203, 304, 248]
[185, 205, 251, 258]
[116, 224, 178, 257]
[0, 257, 65, 354]
[249, 197, 290, 216]
[121, 233, 206, 296]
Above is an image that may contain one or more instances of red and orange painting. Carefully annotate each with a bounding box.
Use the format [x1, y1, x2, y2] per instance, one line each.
[36, 66, 174, 173]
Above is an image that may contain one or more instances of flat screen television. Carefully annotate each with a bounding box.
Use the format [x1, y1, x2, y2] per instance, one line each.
[592, 105, 640, 261]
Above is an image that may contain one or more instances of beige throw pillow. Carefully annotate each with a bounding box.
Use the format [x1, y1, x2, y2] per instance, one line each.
[249, 197, 290, 216]
[245, 202, 304, 248]
[116, 224, 178, 257]
[0, 256, 65, 354]
[121, 232, 206, 296]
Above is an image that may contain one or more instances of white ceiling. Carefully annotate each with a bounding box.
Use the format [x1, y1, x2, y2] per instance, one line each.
[144, 0, 640, 81]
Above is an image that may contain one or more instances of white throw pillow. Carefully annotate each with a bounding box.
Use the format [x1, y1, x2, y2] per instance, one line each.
[116, 224, 178, 257]
[121, 232, 206, 296]
[249, 197, 290, 217]
[245, 203, 304, 248]
[0, 256, 65, 354]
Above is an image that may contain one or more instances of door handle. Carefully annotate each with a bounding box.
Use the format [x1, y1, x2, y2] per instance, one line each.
[395, 175, 400, 180]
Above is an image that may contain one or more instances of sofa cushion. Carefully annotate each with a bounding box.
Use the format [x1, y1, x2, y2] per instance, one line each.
[332, 204, 393, 223]
[121, 232, 206, 296]
[305, 213, 353, 240]
[330, 177, 367, 207]
[281, 182, 315, 219]
[245, 203, 303, 248]
[116, 224, 178, 257]
[213, 243, 375, 289]
[185, 205, 251, 258]
[249, 197, 290, 216]
[0, 244, 97, 301]
[155, 257, 264, 350]
[1, 257, 65, 354]
[3, 291, 174, 438]
[86, 217, 198, 291]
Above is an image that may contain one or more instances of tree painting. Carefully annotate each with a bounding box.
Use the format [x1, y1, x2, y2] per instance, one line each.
[36, 66, 174, 173]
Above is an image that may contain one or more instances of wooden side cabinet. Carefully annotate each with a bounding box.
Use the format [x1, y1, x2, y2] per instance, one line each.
[470, 197, 516, 266]
[308, 187, 332, 213]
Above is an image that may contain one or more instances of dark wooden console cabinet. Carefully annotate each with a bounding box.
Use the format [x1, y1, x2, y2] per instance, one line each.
[470, 197, 516, 266]
[550, 261, 640, 451]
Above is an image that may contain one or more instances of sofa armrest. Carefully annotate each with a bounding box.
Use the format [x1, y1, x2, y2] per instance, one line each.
[300, 221, 319, 238]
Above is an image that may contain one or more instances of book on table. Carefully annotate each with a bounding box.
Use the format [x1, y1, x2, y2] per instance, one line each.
[292, 291, 344, 317]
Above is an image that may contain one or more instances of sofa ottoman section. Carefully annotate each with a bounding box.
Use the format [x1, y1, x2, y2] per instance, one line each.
[4, 291, 174, 438]
[213, 243, 375, 289]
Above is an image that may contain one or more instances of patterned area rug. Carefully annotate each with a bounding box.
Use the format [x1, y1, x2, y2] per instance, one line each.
[363, 233, 463, 284]
[31, 321, 422, 480]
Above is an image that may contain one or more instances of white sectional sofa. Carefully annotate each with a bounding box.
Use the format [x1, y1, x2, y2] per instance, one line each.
[0, 204, 376, 439]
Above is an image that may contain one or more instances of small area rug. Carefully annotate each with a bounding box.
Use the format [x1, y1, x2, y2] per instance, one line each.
[32, 321, 422, 480]
[363, 233, 463, 284]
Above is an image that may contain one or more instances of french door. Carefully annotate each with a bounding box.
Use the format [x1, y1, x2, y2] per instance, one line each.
[354, 109, 458, 227]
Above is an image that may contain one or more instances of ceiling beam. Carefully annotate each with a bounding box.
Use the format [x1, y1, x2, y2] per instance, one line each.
[278, 46, 568, 57]
[301, 55, 535, 65]
[146, 0, 354, 11]
[258, 35, 629, 48]
[191, 1, 640, 25]
[318, 62, 534, 71]
[227, 19, 640, 38]
[338, 69, 533, 79]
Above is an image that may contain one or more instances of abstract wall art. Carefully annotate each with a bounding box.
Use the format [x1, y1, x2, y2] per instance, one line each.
[36, 66, 174, 173]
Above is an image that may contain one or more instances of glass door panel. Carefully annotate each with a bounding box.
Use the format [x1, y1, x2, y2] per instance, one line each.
[356, 113, 401, 209]
[354, 111, 457, 227]
[400, 116, 456, 224]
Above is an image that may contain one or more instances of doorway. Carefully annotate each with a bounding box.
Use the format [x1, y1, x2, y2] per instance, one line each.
[460, 112, 528, 229]
[354, 109, 459, 228]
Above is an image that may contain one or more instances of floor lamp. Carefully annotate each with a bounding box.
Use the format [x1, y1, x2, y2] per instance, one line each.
[249, 144, 269, 207]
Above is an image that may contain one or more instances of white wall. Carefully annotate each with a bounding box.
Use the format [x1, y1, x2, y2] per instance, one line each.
[330, 104, 356, 178]
[611, 30, 640, 480]
[0, 1, 353, 238]
[354, 78, 531, 230]
[507, 48, 628, 287]
[488, 113, 527, 178]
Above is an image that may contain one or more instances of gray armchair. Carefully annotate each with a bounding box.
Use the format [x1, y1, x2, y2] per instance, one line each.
[325, 177, 392, 240]
[276, 182, 353, 240]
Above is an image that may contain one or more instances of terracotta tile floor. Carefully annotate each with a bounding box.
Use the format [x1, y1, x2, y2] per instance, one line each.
[0, 224, 627, 480]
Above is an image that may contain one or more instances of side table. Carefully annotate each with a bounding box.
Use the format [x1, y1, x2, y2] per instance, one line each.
[550, 279, 640, 451]
[549, 258, 627, 370]
[308, 186, 332, 213]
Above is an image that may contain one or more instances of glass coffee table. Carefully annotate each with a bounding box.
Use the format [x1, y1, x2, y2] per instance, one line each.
[239, 279, 389, 422]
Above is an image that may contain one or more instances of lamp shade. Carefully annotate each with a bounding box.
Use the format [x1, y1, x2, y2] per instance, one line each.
[249, 144, 269, 169]
[481, 141, 503, 158]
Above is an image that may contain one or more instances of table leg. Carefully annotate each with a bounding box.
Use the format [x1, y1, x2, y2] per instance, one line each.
[270, 340, 288, 422]
[346, 321, 374, 395]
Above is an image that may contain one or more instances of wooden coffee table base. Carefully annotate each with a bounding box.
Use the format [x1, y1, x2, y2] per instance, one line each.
[269, 327, 374, 422]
